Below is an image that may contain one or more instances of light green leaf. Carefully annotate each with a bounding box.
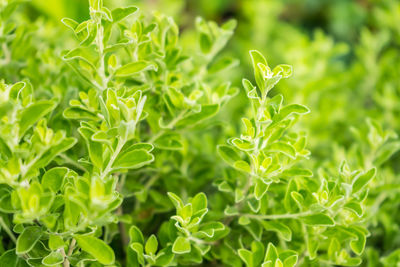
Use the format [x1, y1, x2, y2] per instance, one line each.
[238, 249, 253, 267]
[42, 251, 64, 266]
[233, 160, 252, 173]
[111, 6, 138, 21]
[74, 235, 115, 265]
[42, 167, 68, 192]
[217, 145, 241, 166]
[262, 221, 292, 241]
[129, 225, 144, 244]
[18, 100, 56, 137]
[48, 235, 64, 250]
[115, 61, 157, 77]
[176, 104, 220, 128]
[267, 142, 296, 159]
[352, 168, 376, 194]
[145, 235, 158, 255]
[112, 149, 154, 170]
[172, 236, 191, 254]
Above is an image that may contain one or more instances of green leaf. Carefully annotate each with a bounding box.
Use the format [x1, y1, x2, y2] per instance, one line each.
[74, 235, 115, 265]
[373, 141, 400, 166]
[18, 100, 56, 137]
[129, 225, 144, 244]
[0, 249, 18, 267]
[238, 249, 253, 267]
[42, 167, 68, 192]
[167, 192, 184, 209]
[48, 235, 64, 250]
[254, 179, 269, 200]
[172, 236, 191, 254]
[208, 57, 239, 73]
[176, 104, 220, 128]
[42, 251, 63, 266]
[217, 145, 241, 166]
[233, 160, 252, 173]
[264, 243, 278, 263]
[274, 104, 310, 123]
[261, 221, 292, 241]
[349, 227, 368, 255]
[301, 213, 335, 226]
[352, 168, 376, 194]
[191, 192, 207, 214]
[267, 142, 296, 159]
[111, 6, 138, 21]
[63, 107, 98, 120]
[249, 50, 268, 92]
[112, 149, 154, 170]
[61, 18, 79, 31]
[145, 235, 158, 255]
[115, 61, 157, 77]
[16, 226, 42, 254]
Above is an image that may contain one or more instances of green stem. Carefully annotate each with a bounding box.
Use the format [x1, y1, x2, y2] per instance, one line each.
[241, 211, 312, 220]
[0, 217, 16, 243]
[100, 138, 126, 180]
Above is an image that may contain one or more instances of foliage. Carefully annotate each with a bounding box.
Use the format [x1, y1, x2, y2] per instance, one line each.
[0, 0, 399, 266]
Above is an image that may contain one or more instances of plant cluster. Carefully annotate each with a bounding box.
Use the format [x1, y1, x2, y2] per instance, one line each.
[0, 0, 399, 266]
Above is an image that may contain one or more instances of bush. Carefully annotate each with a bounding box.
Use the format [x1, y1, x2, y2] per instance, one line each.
[0, 0, 399, 266]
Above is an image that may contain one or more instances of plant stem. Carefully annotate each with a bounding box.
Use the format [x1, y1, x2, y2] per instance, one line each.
[62, 238, 76, 267]
[100, 138, 126, 180]
[0, 217, 16, 243]
[241, 211, 312, 220]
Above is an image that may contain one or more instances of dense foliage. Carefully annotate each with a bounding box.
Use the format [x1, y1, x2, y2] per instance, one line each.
[0, 0, 399, 266]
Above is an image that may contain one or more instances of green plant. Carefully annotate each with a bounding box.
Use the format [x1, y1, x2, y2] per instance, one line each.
[0, 0, 399, 266]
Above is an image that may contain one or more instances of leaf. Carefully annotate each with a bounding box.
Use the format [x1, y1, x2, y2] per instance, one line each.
[63, 107, 98, 120]
[249, 50, 268, 92]
[208, 57, 239, 73]
[254, 179, 269, 200]
[301, 213, 335, 226]
[167, 192, 184, 209]
[262, 221, 292, 241]
[0, 249, 18, 267]
[172, 236, 191, 254]
[115, 61, 157, 77]
[112, 149, 154, 170]
[42, 167, 68, 192]
[16, 226, 42, 254]
[42, 251, 64, 266]
[129, 225, 144, 244]
[111, 6, 138, 21]
[61, 18, 79, 31]
[74, 235, 115, 265]
[352, 168, 376, 194]
[191, 192, 207, 215]
[176, 104, 220, 128]
[233, 160, 252, 173]
[267, 142, 296, 159]
[373, 141, 400, 166]
[217, 145, 241, 166]
[18, 100, 57, 137]
[145, 235, 158, 255]
[349, 227, 368, 255]
[48, 235, 64, 250]
[238, 249, 253, 267]
[264, 243, 278, 263]
[79, 127, 103, 169]
[273, 104, 310, 123]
